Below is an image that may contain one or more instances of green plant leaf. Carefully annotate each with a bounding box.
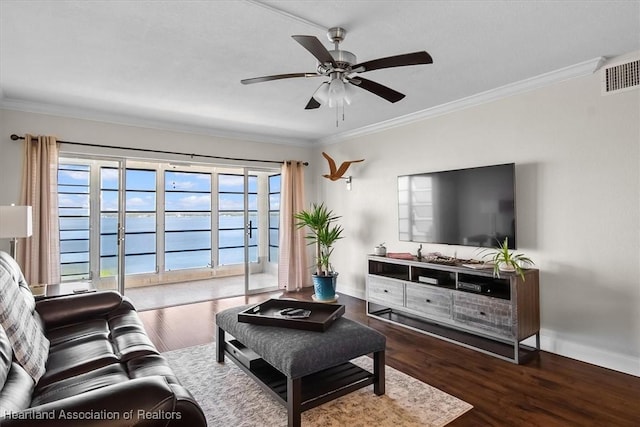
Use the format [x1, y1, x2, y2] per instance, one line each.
[294, 202, 343, 276]
[479, 237, 533, 281]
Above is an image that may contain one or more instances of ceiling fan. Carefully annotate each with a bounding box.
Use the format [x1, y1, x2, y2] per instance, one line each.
[241, 27, 433, 110]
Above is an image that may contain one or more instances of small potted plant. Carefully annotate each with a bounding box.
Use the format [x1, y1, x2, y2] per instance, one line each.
[294, 203, 344, 301]
[482, 237, 534, 281]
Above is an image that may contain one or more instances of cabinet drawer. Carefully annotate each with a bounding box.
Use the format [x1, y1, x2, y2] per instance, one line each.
[406, 283, 452, 319]
[453, 292, 513, 338]
[367, 276, 404, 307]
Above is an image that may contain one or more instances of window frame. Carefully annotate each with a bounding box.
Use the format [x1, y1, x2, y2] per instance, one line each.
[56, 157, 279, 283]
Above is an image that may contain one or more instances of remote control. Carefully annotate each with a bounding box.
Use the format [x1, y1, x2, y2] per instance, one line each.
[280, 308, 304, 316]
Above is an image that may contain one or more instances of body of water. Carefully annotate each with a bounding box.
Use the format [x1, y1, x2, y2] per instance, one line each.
[60, 214, 266, 277]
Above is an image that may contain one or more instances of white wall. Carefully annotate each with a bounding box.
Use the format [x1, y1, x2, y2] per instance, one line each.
[0, 109, 317, 254]
[315, 56, 640, 376]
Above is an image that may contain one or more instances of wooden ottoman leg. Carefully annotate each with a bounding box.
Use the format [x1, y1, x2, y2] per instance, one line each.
[216, 327, 225, 363]
[373, 350, 385, 396]
[287, 377, 302, 427]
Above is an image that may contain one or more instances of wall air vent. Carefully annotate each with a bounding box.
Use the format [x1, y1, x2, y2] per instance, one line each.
[602, 59, 639, 95]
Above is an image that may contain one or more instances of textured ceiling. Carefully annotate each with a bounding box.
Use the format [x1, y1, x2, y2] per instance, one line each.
[1, 0, 639, 144]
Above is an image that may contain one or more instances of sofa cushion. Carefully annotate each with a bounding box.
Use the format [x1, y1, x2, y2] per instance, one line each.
[0, 363, 33, 416]
[0, 268, 49, 383]
[36, 291, 124, 329]
[45, 319, 110, 347]
[0, 327, 11, 391]
[127, 354, 180, 385]
[108, 310, 158, 361]
[37, 334, 118, 388]
[0, 252, 34, 313]
[0, 324, 33, 417]
[31, 364, 129, 406]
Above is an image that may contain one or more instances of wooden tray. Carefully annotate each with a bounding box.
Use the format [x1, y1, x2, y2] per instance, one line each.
[238, 299, 345, 332]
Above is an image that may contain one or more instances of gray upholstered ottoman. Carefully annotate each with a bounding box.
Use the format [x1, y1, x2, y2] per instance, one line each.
[216, 304, 386, 427]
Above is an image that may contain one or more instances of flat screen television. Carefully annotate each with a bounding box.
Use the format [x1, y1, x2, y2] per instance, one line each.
[398, 163, 516, 249]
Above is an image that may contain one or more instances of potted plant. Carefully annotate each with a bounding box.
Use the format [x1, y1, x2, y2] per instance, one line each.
[482, 237, 534, 281]
[294, 203, 344, 301]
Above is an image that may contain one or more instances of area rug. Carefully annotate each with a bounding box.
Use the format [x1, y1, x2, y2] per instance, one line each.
[163, 342, 472, 427]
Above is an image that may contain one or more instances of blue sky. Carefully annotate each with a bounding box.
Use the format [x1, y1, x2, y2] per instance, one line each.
[59, 166, 279, 213]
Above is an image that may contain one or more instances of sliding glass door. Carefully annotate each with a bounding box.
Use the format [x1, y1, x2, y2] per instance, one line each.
[244, 168, 279, 295]
[217, 168, 280, 295]
[164, 169, 213, 271]
[58, 158, 124, 294]
[58, 156, 281, 301]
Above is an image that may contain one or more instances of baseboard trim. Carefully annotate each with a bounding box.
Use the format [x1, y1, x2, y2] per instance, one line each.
[529, 330, 640, 377]
[338, 285, 365, 301]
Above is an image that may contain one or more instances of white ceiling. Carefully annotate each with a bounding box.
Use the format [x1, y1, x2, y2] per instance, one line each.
[1, 1, 639, 145]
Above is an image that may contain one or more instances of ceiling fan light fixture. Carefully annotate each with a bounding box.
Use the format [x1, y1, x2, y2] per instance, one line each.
[343, 81, 356, 105]
[328, 77, 346, 108]
[312, 82, 330, 104]
[243, 26, 433, 116]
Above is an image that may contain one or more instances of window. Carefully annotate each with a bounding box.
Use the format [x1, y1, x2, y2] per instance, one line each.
[218, 174, 257, 265]
[57, 158, 277, 283]
[268, 174, 281, 262]
[165, 171, 212, 270]
[100, 167, 119, 277]
[58, 164, 91, 280]
[124, 169, 157, 274]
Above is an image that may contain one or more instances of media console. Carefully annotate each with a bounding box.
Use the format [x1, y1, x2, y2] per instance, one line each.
[366, 255, 540, 363]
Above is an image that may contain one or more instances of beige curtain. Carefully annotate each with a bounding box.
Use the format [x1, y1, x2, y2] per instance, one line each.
[18, 135, 60, 285]
[278, 161, 309, 290]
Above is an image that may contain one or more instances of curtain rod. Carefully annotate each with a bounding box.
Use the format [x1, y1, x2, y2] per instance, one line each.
[9, 134, 308, 166]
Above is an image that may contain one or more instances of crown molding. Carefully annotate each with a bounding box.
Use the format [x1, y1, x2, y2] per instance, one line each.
[1, 57, 605, 148]
[0, 97, 315, 148]
[317, 57, 605, 145]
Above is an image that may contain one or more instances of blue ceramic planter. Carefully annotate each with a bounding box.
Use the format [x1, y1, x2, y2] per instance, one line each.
[312, 273, 338, 301]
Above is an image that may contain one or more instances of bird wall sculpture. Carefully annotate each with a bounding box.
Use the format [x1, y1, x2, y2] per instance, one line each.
[322, 152, 364, 181]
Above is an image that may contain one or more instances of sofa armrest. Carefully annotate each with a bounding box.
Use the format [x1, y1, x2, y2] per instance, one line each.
[35, 291, 125, 329]
[0, 376, 205, 426]
[169, 383, 207, 427]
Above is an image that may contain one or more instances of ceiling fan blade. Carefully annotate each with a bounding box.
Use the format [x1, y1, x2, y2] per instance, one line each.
[241, 73, 318, 85]
[304, 97, 321, 110]
[353, 51, 433, 72]
[347, 76, 405, 103]
[292, 35, 337, 67]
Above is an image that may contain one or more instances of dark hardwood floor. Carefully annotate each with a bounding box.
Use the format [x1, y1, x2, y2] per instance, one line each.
[138, 289, 640, 426]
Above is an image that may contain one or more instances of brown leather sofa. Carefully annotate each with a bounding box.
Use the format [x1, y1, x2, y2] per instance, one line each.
[0, 251, 206, 426]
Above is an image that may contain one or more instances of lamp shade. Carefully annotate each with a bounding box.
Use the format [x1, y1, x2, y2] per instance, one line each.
[328, 78, 346, 108]
[312, 82, 330, 105]
[0, 206, 33, 238]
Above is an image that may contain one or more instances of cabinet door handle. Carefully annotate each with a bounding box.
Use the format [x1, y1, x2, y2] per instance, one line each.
[479, 311, 486, 316]
[383, 289, 389, 293]
[425, 299, 432, 303]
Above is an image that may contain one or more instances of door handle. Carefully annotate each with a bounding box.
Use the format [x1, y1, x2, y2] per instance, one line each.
[117, 223, 124, 244]
[247, 220, 252, 239]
